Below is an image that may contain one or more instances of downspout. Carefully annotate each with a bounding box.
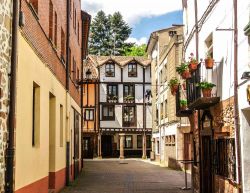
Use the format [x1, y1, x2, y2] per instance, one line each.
[194, 0, 199, 59]
[5, 0, 19, 192]
[80, 13, 84, 169]
[233, 0, 242, 192]
[65, 0, 70, 186]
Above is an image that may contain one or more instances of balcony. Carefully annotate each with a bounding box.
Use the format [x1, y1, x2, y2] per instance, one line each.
[176, 85, 192, 117]
[186, 63, 220, 110]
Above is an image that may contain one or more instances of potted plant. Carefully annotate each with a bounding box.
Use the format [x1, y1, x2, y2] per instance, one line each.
[188, 53, 198, 71]
[168, 77, 179, 95]
[180, 99, 188, 110]
[113, 96, 118, 102]
[196, 81, 216, 97]
[205, 53, 214, 69]
[125, 95, 134, 103]
[176, 63, 191, 79]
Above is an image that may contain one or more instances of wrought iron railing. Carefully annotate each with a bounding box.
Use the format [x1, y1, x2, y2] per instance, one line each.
[186, 64, 201, 105]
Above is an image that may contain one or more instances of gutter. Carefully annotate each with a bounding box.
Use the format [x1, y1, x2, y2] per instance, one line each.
[5, 0, 19, 192]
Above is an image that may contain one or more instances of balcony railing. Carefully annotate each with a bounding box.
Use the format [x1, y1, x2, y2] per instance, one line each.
[186, 63, 220, 110]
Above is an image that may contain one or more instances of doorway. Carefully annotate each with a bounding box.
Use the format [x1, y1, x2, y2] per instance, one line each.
[200, 110, 213, 193]
[49, 93, 56, 191]
[83, 137, 93, 158]
[102, 135, 113, 157]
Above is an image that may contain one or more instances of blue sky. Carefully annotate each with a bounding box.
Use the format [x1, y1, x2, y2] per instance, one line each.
[130, 11, 183, 44]
[81, 0, 183, 45]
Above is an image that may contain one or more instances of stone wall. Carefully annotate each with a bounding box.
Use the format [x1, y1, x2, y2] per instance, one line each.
[0, 0, 12, 191]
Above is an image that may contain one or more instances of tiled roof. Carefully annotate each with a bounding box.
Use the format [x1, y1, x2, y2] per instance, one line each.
[88, 55, 151, 67]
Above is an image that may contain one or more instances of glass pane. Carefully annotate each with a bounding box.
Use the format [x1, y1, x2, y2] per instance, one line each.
[103, 107, 108, 116]
[109, 107, 114, 116]
[86, 110, 89, 120]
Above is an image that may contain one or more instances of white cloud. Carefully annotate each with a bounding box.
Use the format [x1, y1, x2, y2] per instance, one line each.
[126, 37, 148, 45]
[81, 0, 182, 26]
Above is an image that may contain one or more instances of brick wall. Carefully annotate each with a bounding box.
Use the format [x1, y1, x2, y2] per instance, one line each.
[21, 0, 82, 105]
[0, 0, 12, 191]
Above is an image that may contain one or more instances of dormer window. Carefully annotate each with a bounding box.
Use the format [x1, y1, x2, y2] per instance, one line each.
[128, 62, 137, 77]
[105, 62, 115, 77]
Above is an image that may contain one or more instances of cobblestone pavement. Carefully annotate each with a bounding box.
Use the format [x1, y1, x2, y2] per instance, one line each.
[61, 159, 192, 193]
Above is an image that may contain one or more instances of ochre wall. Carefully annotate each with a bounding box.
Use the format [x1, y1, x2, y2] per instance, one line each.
[15, 33, 81, 193]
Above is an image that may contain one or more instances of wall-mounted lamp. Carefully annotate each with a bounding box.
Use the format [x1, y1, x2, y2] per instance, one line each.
[241, 72, 250, 80]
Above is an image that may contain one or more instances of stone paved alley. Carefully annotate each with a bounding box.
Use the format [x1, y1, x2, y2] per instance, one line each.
[61, 160, 192, 193]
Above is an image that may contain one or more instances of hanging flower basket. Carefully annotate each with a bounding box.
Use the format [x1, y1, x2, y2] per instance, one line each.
[181, 70, 191, 79]
[205, 58, 214, 69]
[168, 77, 179, 95]
[189, 62, 198, 72]
[202, 88, 212, 97]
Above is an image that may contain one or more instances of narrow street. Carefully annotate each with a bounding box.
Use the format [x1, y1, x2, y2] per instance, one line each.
[61, 160, 192, 193]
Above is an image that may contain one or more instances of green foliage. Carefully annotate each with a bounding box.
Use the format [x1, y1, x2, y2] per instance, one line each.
[196, 81, 216, 89]
[124, 44, 147, 56]
[180, 99, 187, 106]
[176, 63, 189, 74]
[168, 77, 179, 87]
[89, 11, 132, 56]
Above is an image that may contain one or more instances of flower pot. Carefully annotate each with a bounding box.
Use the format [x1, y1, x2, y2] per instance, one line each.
[189, 62, 198, 72]
[205, 58, 214, 69]
[180, 104, 187, 110]
[181, 70, 191, 79]
[170, 84, 179, 95]
[202, 88, 212, 97]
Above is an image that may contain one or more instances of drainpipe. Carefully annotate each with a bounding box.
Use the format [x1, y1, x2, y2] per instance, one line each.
[233, 0, 242, 192]
[5, 0, 19, 192]
[65, 0, 70, 186]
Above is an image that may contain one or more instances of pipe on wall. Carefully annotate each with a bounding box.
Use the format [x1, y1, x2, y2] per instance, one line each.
[5, 0, 19, 192]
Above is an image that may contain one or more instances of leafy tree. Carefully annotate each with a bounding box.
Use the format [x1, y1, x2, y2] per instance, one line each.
[124, 44, 147, 57]
[89, 11, 132, 56]
[89, 11, 111, 55]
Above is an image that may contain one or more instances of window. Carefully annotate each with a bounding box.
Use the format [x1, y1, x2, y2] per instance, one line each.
[105, 63, 115, 77]
[157, 140, 160, 154]
[61, 28, 65, 61]
[30, 0, 38, 14]
[60, 105, 63, 147]
[165, 99, 168, 118]
[102, 105, 115, 120]
[49, 1, 53, 40]
[85, 109, 94, 121]
[128, 63, 137, 77]
[124, 84, 135, 103]
[160, 103, 164, 120]
[32, 82, 40, 147]
[125, 135, 133, 148]
[214, 138, 236, 181]
[107, 84, 118, 102]
[123, 106, 136, 127]
[165, 135, 176, 146]
[54, 12, 57, 47]
[137, 135, 142, 148]
[146, 135, 151, 148]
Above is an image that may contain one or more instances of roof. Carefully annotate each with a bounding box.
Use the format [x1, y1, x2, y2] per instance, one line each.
[88, 55, 151, 67]
[83, 57, 99, 80]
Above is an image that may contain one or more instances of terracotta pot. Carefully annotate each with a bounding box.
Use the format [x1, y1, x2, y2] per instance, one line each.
[205, 58, 214, 69]
[180, 104, 187, 110]
[171, 84, 179, 95]
[202, 88, 212, 97]
[189, 62, 198, 72]
[181, 70, 191, 79]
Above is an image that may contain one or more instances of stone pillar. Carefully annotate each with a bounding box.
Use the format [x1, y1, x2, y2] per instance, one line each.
[142, 132, 147, 159]
[119, 133, 125, 159]
[97, 133, 102, 159]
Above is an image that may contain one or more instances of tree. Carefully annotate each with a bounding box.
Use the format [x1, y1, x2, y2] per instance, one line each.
[124, 44, 147, 57]
[89, 11, 132, 56]
[89, 11, 111, 55]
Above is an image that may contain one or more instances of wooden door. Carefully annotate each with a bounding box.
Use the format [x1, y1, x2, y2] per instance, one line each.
[201, 135, 213, 193]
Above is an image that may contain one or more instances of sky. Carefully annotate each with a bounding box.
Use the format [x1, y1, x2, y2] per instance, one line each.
[81, 0, 183, 45]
